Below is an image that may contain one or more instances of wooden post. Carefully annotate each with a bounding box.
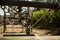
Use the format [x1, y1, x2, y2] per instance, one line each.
[3, 6, 6, 33]
[31, 12, 33, 33]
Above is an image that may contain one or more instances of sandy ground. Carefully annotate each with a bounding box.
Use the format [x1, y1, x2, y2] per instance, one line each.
[0, 25, 60, 40]
[0, 25, 50, 36]
[0, 36, 60, 40]
[32, 29, 50, 36]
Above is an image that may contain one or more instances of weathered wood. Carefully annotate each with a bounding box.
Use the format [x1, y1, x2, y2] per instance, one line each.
[0, 0, 59, 9]
[3, 33, 34, 36]
[3, 6, 6, 33]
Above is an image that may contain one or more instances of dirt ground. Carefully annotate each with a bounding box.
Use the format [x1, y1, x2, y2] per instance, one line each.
[0, 36, 60, 40]
[0, 25, 50, 36]
[32, 29, 50, 36]
[0, 25, 60, 40]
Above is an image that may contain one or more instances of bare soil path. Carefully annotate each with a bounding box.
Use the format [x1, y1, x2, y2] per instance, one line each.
[0, 25, 60, 40]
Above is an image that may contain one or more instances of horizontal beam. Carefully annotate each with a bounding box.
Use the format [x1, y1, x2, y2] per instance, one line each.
[0, 0, 59, 9]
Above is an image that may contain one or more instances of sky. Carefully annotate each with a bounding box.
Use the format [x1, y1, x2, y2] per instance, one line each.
[0, 8, 10, 16]
[0, 8, 4, 15]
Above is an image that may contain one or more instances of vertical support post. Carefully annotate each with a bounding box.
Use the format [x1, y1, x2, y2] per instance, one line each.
[31, 12, 33, 33]
[3, 6, 6, 33]
[26, 7, 31, 35]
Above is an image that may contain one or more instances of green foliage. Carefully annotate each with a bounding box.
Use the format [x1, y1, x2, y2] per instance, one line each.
[31, 9, 45, 20]
[30, 9, 60, 29]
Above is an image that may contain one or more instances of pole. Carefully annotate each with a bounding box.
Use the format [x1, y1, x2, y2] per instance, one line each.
[3, 6, 6, 33]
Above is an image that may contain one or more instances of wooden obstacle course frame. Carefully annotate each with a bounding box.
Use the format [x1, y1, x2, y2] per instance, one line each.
[0, 0, 60, 36]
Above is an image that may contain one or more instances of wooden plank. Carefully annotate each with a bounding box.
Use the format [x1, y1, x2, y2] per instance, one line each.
[5, 25, 25, 33]
[3, 33, 34, 36]
[0, 0, 59, 9]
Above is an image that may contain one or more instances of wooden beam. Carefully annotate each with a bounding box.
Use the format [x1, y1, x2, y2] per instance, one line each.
[0, 0, 59, 9]
[3, 6, 6, 33]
